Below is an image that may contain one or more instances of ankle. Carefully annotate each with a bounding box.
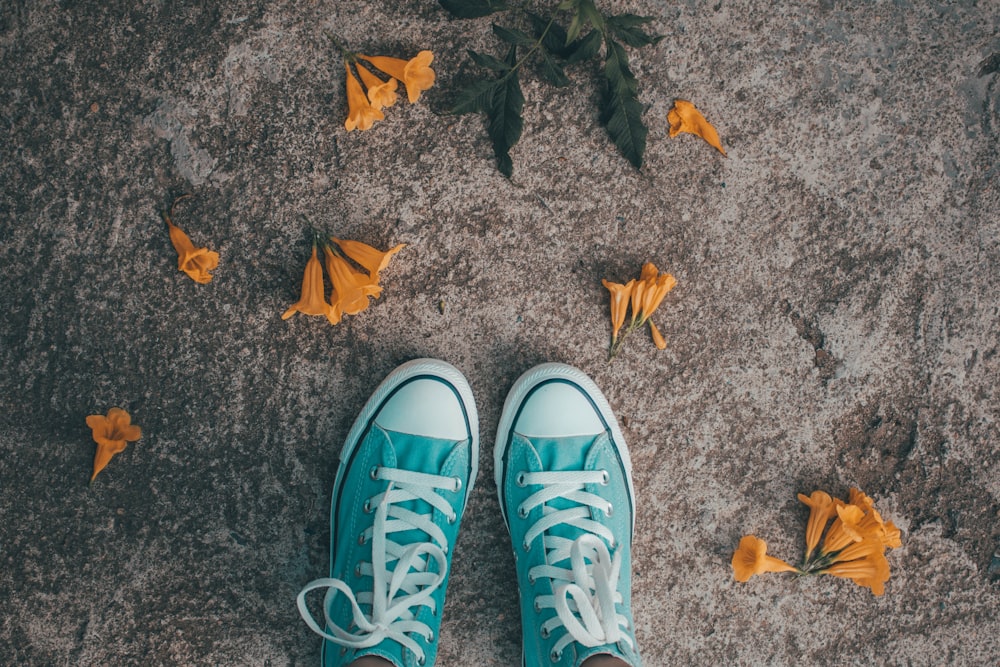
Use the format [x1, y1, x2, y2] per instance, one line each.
[581, 655, 631, 667]
[349, 658, 395, 667]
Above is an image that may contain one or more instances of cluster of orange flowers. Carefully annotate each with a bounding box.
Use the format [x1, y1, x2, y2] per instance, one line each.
[282, 236, 405, 325]
[86, 408, 141, 482]
[732, 488, 902, 595]
[341, 45, 435, 131]
[602, 262, 677, 360]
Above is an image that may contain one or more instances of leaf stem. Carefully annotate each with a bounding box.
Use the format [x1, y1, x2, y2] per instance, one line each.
[503, 14, 556, 80]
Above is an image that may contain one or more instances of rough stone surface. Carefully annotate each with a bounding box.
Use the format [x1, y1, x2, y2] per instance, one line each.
[1, 1, 999, 665]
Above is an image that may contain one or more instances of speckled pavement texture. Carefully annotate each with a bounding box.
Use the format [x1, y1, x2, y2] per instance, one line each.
[1, 1, 998, 665]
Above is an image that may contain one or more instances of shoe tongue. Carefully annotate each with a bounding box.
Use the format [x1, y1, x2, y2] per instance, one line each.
[380, 427, 462, 474]
[521, 433, 603, 472]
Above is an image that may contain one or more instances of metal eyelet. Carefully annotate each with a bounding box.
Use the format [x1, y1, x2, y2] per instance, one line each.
[358, 532, 367, 545]
[608, 537, 616, 549]
[517, 505, 528, 519]
[527, 572, 536, 585]
[447, 513, 457, 525]
[549, 649, 561, 662]
[600, 470, 609, 485]
[363, 499, 372, 513]
[354, 563, 363, 577]
[522, 540, 531, 552]
[417, 655, 426, 666]
[533, 599, 542, 613]
[515, 472, 527, 487]
[605, 504, 614, 517]
[369, 466, 379, 480]
[452, 477, 462, 492]
[540, 626, 549, 638]
[426, 630, 435, 642]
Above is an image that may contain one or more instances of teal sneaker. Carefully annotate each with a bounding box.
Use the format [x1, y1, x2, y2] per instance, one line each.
[495, 364, 642, 667]
[297, 359, 479, 667]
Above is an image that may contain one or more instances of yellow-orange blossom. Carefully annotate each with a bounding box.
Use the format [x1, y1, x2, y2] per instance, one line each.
[282, 246, 336, 322]
[163, 206, 219, 284]
[344, 64, 384, 132]
[731, 535, 798, 582]
[360, 51, 435, 103]
[86, 408, 141, 481]
[603, 262, 676, 358]
[283, 237, 403, 326]
[733, 487, 901, 596]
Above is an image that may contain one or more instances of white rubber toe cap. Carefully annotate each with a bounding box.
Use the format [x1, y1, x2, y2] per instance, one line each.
[512, 380, 605, 438]
[374, 377, 470, 440]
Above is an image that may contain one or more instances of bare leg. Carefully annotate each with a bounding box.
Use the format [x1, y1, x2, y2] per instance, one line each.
[349, 658, 394, 667]
[581, 655, 630, 667]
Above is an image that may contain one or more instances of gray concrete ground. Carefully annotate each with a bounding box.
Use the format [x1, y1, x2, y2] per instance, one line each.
[2, 1, 999, 665]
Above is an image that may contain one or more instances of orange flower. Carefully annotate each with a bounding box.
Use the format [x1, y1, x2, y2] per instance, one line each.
[162, 207, 219, 284]
[282, 246, 336, 322]
[667, 99, 726, 156]
[345, 63, 384, 131]
[634, 262, 676, 323]
[731, 535, 798, 582]
[331, 237, 406, 279]
[848, 487, 876, 512]
[649, 321, 666, 350]
[602, 278, 635, 343]
[821, 503, 867, 554]
[324, 246, 382, 316]
[882, 520, 902, 549]
[828, 536, 885, 565]
[629, 278, 646, 325]
[360, 51, 435, 103]
[355, 62, 399, 111]
[86, 408, 141, 481]
[797, 490, 837, 561]
[823, 551, 891, 596]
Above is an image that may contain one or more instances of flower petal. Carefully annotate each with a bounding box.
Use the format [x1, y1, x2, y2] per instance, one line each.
[283, 246, 333, 319]
[649, 320, 666, 350]
[332, 238, 405, 278]
[667, 99, 726, 156]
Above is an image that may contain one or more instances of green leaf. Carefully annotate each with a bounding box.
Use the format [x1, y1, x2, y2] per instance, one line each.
[467, 49, 510, 72]
[601, 39, 647, 169]
[438, 0, 506, 19]
[608, 14, 663, 47]
[607, 14, 663, 48]
[451, 80, 498, 115]
[492, 24, 536, 47]
[485, 47, 524, 176]
[606, 14, 654, 29]
[527, 12, 571, 57]
[565, 9, 586, 44]
[564, 29, 602, 63]
[580, 0, 605, 32]
[537, 51, 570, 87]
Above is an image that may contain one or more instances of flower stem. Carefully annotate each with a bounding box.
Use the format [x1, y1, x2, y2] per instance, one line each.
[325, 32, 356, 62]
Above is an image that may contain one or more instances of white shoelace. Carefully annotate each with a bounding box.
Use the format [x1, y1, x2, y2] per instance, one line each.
[297, 466, 462, 665]
[517, 469, 634, 660]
